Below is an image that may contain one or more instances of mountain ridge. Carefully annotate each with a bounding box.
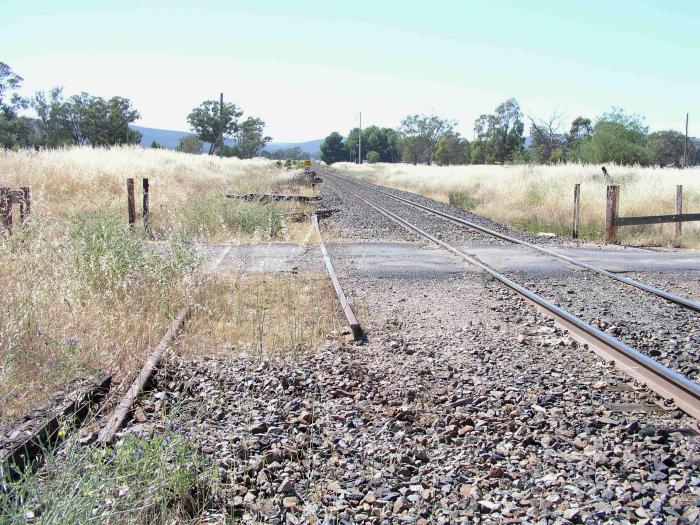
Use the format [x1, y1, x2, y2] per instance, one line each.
[132, 125, 322, 155]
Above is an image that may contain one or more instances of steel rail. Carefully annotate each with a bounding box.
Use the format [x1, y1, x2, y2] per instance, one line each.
[313, 214, 366, 341]
[322, 169, 700, 313]
[321, 170, 700, 420]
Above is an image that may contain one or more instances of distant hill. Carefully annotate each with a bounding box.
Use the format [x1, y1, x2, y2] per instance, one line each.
[265, 139, 323, 156]
[132, 125, 322, 156]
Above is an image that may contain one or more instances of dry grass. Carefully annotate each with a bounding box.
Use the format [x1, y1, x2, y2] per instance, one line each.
[1, 146, 293, 241]
[178, 272, 342, 358]
[0, 147, 328, 422]
[334, 162, 700, 248]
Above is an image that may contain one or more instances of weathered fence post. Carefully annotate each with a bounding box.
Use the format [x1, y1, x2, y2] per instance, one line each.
[572, 183, 581, 240]
[142, 178, 150, 228]
[127, 178, 136, 229]
[675, 185, 683, 247]
[1, 187, 11, 231]
[605, 185, 619, 244]
[19, 187, 31, 223]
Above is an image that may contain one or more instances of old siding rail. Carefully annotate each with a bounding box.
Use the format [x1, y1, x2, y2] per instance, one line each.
[312, 214, 366, 342]
[227, 193, 321, 203]
[97, 246, 231, 444]
[97, 305, 191, 444]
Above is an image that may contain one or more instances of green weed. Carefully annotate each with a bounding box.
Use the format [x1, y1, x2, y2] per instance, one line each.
[448, 190, 478, 210]
[0, 430, 219, 524]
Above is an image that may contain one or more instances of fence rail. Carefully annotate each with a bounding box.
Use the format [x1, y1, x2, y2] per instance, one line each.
[605, 184, 697, 245]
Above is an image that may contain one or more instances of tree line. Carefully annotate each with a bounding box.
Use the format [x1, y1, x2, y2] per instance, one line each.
[321, 98, 697, 167]
[1, 63, 142, 149]
[1, 62, 272, 158]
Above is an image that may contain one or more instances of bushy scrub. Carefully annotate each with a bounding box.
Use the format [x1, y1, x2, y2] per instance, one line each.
[448, 190, 478, 210]
[0, 431, 219, 524]
[180, 194, 283, 239]
[68, 211, 197, 288]
[0, 213, 198, 422]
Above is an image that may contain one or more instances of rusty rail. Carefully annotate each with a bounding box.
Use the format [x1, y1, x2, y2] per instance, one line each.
[97, 305, 190, 444]
[226, 193, 321, 203]
[313, 214, 365, 342]
[97, 246, 231, 444]
[320, 169, 700, 421]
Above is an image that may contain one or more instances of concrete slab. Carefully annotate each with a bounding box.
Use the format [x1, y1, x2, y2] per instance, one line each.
[199, 243, 312, 273]
[327, 242, 468, 277]
[326, 241, 700, 277]
[466, 246, 700, 274]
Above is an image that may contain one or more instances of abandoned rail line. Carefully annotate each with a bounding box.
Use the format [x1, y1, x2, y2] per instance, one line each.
[316, 165, 700, 422]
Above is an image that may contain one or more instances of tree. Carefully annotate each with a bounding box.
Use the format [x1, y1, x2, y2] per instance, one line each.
[320, 132, 347, 164]
[399, 114, 456, 165]
[176, 135, 204, 154]
[566, 117, 593, 160]
[0, 62, 26, 114]
[575, 108, 652, 165]
[528, 111, 564, 163]
[0, 62, 34, 149]
[229, 117, 271, 158]
[150, 140, 164, 149]
[648, 130, 691, 167]
[187, 100, 243, 155]
[434, 132, 470, 165]
[366, 151, 380, 163]
[31, 89, 141, 147]
[472, 98, 525, 164]
[345, 126, 401, 163]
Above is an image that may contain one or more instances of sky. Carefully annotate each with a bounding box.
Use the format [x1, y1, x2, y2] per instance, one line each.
[1, 0, 698, 142]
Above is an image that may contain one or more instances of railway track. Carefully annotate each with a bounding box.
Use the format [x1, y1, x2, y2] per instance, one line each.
[321, 169, 700, 312]
[316, 165, 700, 422]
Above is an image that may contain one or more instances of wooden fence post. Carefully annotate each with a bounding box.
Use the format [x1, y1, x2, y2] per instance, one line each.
[127, 178, 136, 229]
[142, 178, 150, 228]
[605, 185, 619, 244]
[572, 183, 581, 240]
[19, 187, 30, 223]
[1, 187, 11, 231]
[675, 185, 683, 247]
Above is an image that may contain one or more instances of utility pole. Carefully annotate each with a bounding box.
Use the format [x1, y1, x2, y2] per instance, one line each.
[219, 92, 224, 154]
[684, 113, 689, 168]
[358, 111, 362, 164]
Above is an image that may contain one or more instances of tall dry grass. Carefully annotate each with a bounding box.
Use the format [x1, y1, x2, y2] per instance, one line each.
[334, 162, 700, 248]
[0, 147, 325, 422]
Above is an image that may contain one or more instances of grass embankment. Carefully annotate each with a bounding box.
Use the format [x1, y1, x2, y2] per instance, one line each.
[334, 162, 700, 248]
[0, 147, 332, 423]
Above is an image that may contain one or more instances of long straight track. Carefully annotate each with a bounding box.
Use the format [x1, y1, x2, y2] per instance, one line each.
[325, 168, 700, 312]
[317, 166, 700, 422]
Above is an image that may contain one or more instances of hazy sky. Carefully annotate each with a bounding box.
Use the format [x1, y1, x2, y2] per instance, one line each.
[2, 0, 698, 142]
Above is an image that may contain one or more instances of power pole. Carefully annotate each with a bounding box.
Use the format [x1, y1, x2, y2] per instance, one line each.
[358, 111, 362, 164]
[684, 113, 689, 168]
[219, 92, 224, 154]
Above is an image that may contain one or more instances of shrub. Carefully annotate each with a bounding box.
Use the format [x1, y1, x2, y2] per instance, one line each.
[448, 190, 478, 210]
[0, 430, 220, 523]
[180, 194, 283, 239]
[366, 151, 381, 164]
